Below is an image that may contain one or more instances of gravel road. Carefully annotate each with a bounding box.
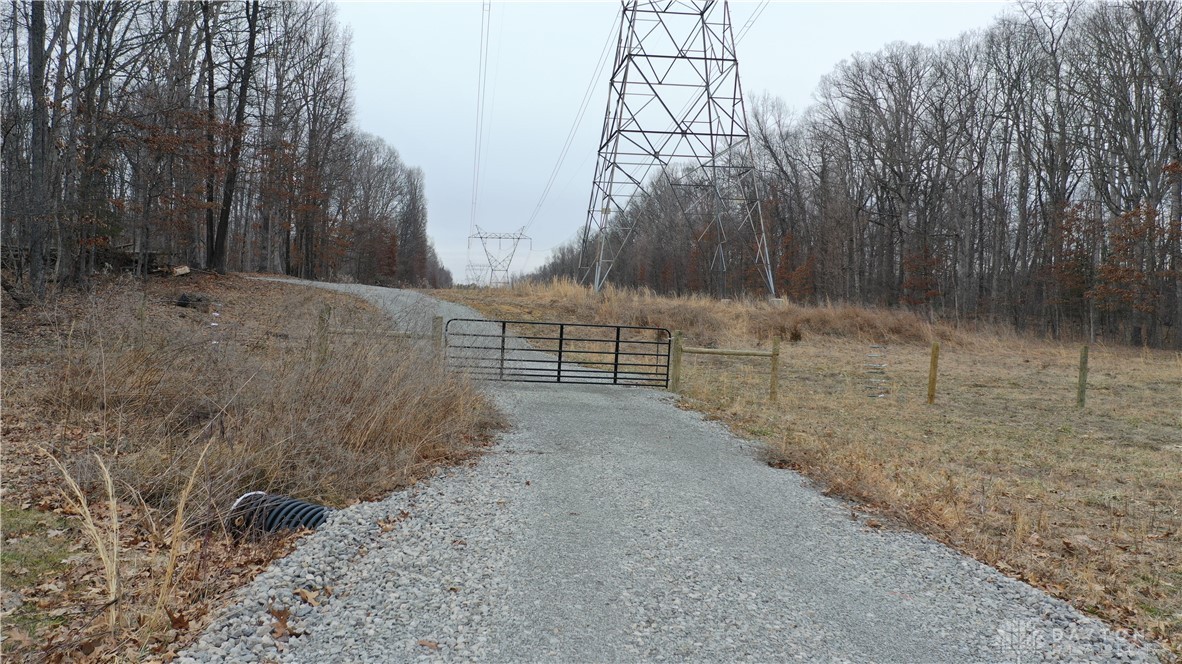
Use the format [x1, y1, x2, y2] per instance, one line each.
[180, 282, 1159, 663]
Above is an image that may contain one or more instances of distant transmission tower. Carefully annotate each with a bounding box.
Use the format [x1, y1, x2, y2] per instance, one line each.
[470, 227, 530, 288]
[579, 0, 775, 296]
[465, 264, 491, 288]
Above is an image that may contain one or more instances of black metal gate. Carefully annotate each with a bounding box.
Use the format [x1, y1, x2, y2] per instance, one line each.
[444, 319, 670, 388]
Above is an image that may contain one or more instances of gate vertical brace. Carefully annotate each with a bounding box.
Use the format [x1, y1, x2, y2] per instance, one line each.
[557, 324, 565, 383]
[663, 332, 671, 389]
[612, 326, 622, 384]
[499, 321, 507, 380]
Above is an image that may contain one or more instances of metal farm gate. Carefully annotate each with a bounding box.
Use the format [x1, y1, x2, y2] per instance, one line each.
[444, 319, 671, 388]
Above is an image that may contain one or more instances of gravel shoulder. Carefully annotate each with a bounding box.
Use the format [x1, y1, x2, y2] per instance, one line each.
[180, 283, 1159, 663]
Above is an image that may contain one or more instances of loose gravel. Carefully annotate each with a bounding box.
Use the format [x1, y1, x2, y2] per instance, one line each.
[179, 283, 1161, 663]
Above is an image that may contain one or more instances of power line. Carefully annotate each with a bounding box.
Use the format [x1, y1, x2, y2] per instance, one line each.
[735, 0, 769, 45]
[522, 13, 620, 234]
[467, 0, 493, 236]
[465, 0, 494, 283]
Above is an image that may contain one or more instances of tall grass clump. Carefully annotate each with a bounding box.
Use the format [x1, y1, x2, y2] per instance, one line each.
[36, 277, 489, 527]
[46, 453, 121, 630]
[497, 277, 967, 346]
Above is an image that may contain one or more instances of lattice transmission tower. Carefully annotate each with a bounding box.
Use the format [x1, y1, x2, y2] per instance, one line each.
[578, 0, 775, 296]
[468, 227, 530, 288]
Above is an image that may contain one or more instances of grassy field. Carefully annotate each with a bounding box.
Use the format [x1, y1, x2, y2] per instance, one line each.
[434, 279, 1182, 655]
[1, 274, 492, 661]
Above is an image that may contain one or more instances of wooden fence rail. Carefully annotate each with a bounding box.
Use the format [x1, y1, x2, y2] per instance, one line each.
[670, 331, 780, 400]
[320, 311, 444, 351]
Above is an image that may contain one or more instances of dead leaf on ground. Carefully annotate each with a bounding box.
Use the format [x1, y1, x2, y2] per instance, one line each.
[165, 607, 189, 630]
[295, 588, 320, 606]
[3, 629, 35, 649]
[1062, 535, 1099, 554]
[269, 606, 292, 639]
[417, 639, 439, 650]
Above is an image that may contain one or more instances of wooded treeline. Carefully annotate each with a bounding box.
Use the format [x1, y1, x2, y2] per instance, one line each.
[2, 1, 452, 296]
[535, 1, 1181, 347]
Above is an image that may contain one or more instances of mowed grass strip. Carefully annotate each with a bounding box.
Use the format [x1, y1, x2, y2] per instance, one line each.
[0, 504, 74, 637]
[433, 279, 1182, 654]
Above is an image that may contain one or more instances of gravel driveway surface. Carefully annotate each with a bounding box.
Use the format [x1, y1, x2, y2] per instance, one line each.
[180, 283, 1158, 663]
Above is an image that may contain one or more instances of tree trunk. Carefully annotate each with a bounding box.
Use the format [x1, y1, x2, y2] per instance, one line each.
[209, 0, 260, 273]
[202, 1, 216, 268]
[27, 1, 48, 298]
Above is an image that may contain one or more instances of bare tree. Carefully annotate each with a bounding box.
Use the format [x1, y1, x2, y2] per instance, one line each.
[529, 1, 1179, 347]
[25, 0, 46, 296]
[208, 0, 259, 273]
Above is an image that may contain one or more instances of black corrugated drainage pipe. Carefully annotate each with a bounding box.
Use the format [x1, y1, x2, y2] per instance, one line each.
[227, 491, 332, 536]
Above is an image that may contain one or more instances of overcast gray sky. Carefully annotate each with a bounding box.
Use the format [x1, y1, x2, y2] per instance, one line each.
[335, 1, 1012, 283]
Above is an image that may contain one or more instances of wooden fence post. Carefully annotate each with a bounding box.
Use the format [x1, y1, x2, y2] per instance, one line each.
[432, 316, 444, 351]
[1077, 345, 1089, 408]
[927, 341, 940, 405]
[669, 331, 683, 392]
[316, 305, 332, 360]
[769, 336, 780, 401]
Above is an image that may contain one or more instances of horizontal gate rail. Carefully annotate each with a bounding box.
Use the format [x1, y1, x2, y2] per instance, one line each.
[445, 319, 670, 388]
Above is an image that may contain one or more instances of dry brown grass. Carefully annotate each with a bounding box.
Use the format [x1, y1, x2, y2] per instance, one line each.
[434, 278, 1182, 655]
[442, 278, 968, 347]
[27, 275, 488, 513]
[2, 273, 492, 660]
